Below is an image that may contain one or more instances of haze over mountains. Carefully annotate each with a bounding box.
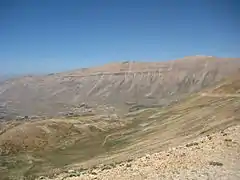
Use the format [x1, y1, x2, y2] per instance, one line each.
[0, 55, 240, 180]
[0, 56, 240, 120]
[0, 56, 240, 179]
[0, 75, 13, 82]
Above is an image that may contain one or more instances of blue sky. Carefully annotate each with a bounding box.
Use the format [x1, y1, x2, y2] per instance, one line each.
[0, 0, 239, 75]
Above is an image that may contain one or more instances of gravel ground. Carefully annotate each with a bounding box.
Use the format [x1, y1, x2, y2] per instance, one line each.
[38, 125, 240, 180]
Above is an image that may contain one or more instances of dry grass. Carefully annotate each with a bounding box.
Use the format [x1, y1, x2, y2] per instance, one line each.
[66, 75, 240, 170]
[1, 74, 240, 179]
[210, 75, 240, 94]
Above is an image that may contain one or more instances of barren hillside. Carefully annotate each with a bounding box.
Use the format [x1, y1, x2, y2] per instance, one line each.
[48, 125, 240, 180]
[0, 56, 240, 119]
[0, 70, 240, 179]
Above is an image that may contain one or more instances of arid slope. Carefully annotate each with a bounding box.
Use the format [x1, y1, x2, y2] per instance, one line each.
[40, 72, 240, 180]
[0, 71, 240, 179]
[0, 56, 240, 118]
[48, 125, 240, 180]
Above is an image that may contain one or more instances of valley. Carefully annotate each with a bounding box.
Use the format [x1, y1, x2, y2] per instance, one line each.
[0, 57, 240, 179]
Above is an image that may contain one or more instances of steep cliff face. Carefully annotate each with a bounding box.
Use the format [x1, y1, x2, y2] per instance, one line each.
[0, 56, 240, 118]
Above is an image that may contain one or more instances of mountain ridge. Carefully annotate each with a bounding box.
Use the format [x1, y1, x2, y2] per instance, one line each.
[1, 69, 240, 179]
[0, 56, 240, 119]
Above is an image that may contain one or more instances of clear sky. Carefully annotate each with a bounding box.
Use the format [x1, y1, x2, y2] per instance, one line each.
[0, 0, 239, 75]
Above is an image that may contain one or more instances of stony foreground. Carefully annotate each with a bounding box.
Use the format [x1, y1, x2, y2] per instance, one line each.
[37, 124, 240, 180]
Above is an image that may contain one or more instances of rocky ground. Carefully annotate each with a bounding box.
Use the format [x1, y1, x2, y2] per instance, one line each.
[39, 125, 240, 180]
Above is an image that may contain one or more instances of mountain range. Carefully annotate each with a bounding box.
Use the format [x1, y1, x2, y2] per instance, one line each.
[0, 56, 240, 120]
[0, 56, 240, 179]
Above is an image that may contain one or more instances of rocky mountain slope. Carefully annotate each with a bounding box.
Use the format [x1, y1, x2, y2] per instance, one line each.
[46, 125, 240, 180]
[0, 70, 239, 179]
[38, 72, 240, 180]
[0, 56, 240, 119]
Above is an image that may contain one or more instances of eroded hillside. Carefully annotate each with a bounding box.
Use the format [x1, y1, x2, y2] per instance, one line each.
[0, 56, 240, 119]
[0, 71, 240, 179]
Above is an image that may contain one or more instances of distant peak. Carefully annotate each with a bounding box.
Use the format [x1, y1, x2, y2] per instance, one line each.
[195, 55, 214, 57]
[183, 55, 215, 59]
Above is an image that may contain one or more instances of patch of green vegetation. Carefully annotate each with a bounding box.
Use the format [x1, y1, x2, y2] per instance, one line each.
[104, 138, 130, 150]
[16, 119, 141, 178]
[0, 155, 34, 180]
